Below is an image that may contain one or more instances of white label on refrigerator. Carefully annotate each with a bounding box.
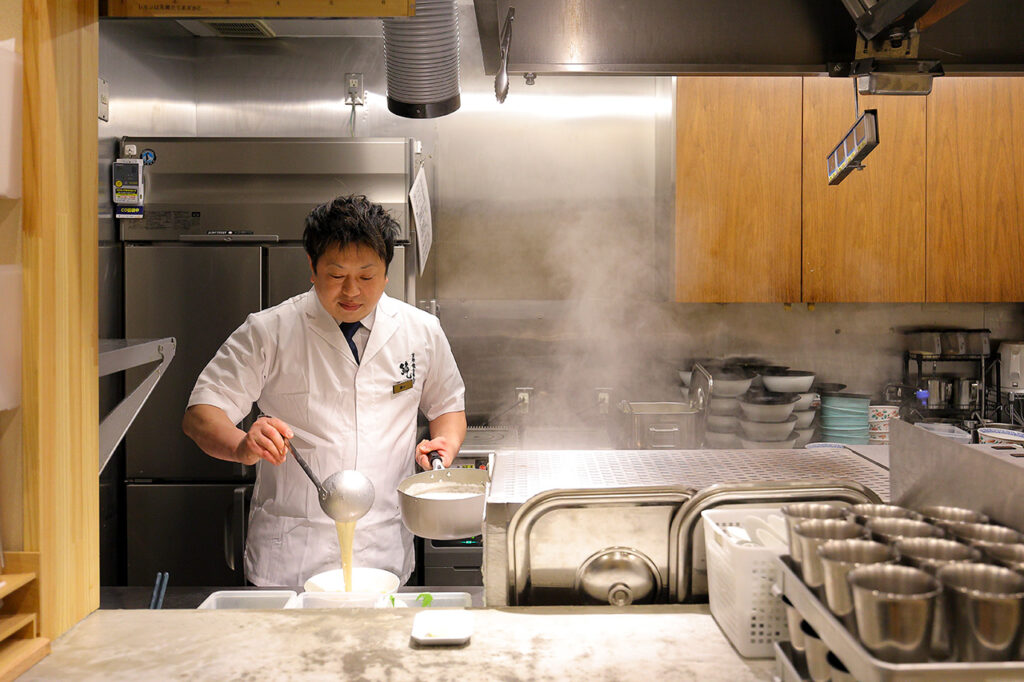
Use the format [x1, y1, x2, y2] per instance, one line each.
[409, 166, 432, 276]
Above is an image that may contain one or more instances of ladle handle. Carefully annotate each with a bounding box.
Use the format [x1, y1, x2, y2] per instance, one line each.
[429, 451, 445, 471]
[286, 440, 323, 491]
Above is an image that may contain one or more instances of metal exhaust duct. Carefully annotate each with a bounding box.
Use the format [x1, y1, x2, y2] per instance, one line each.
[383, 0, 461, 119]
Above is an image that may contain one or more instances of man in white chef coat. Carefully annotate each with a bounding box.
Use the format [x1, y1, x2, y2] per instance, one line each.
[182, 194, 467, 587]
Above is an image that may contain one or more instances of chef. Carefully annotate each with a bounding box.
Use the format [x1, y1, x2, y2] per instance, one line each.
[182, 194, 467, 587]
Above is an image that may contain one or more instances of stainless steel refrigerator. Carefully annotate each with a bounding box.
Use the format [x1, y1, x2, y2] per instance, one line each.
[120, 137, 418, 585]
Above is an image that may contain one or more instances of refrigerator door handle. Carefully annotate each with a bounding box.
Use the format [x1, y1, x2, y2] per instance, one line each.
[179, 234, 280, 243]
[224, 486, 247, 575]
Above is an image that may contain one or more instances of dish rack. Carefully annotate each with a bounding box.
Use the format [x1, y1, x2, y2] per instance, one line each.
[774, 554, 1024, 681]
[702, 508, 789, 658]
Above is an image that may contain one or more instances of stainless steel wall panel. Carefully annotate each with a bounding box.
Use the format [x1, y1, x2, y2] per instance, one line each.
[118, 137, 412, 241]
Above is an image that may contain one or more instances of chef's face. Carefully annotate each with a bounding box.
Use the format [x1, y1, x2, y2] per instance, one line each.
[310, 242, 389, 324]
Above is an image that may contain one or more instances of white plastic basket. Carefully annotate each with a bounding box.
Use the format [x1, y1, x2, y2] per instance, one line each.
[702, 508, 789, 658]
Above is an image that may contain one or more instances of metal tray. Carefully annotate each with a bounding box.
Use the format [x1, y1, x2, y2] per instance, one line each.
[776, 555, 1024, 681]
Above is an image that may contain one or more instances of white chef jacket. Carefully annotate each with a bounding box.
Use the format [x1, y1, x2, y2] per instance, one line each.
[188, 290, 465, 586]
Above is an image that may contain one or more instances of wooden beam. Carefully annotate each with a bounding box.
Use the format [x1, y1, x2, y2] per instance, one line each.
[101, 0, 416, 18]
[22, 1, 99, 639]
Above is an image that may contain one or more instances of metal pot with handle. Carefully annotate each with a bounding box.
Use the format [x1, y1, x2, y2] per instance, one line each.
[397, 452, 489, 540]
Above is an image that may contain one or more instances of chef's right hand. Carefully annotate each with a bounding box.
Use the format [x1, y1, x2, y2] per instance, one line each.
[234, 416, 294, 466]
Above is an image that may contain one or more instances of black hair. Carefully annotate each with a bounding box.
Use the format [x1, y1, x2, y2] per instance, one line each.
[303, 194, 399, 272]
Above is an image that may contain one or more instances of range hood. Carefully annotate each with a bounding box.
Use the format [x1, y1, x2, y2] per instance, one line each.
[473, 0, 1024, 76]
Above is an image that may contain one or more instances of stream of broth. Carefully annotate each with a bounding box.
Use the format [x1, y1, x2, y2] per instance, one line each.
[335, 521, 356, 592]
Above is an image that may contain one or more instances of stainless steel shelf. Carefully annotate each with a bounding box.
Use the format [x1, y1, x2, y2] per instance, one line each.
[99, 337, 175, 475]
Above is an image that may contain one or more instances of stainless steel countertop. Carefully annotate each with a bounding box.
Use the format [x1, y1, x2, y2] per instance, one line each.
[24, 605, 773, 681]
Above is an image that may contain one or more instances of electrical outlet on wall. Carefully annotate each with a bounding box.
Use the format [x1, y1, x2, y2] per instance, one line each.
[345, 72, 364, 105]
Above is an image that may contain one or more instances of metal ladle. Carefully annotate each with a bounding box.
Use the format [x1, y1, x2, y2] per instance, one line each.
[286, 441, 375, 522]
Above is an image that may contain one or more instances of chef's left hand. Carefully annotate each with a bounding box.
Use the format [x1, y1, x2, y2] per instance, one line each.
[416, 437, 456, 470]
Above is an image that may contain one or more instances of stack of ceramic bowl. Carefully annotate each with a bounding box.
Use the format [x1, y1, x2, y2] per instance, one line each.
[703, 366, 756, 449]
[867, 405, 899, 445]
[760, 369, 817, 447]
[819, 392, 871, 444]
[736, 391, 801, 448]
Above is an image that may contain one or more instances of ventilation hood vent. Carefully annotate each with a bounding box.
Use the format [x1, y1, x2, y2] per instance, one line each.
[179, 19, 276, 38]
[473, 0, 1024, 76]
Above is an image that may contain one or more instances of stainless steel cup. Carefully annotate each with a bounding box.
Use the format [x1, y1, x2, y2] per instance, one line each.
[793, 519, 866, 589]
[800, 620, 830, 682]
[984, 542, 1024, 573]
[866, 517, 944, 545]
[937, 562, 1024, 662]
[946, 521, 1024, 549]
[817, 539, 895, 632]
[780, 594, 806, 653]
[919, 505, 990, 526]
[848, 564, 941, 663]
[826, 651, 855, 682]
[846, 503, 923, 526]
[894, 537, 982, 660]
[780, 502, 847, 563]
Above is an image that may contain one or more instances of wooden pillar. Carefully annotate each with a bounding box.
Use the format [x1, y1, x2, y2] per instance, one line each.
[21, 0, 99, 638]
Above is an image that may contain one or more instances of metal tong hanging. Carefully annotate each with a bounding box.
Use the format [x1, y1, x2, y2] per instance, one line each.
[495, 7, 516, 103]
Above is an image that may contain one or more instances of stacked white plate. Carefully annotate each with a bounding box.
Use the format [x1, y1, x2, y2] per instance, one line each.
[868, 405, 899, 444]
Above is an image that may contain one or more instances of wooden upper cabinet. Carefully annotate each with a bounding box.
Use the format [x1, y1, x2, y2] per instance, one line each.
[926, 78, 1024, 302]
[802, 78, 927, 302]
[102, 0, 415, 17]
[674, 77, 802, 302]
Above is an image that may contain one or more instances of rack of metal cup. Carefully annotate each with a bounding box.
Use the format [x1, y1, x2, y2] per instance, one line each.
[772, 501, 1024, 681]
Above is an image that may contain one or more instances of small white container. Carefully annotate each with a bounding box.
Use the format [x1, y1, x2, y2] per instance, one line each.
[388, 592, 472, 608]
[197, 590, 297, 610]
[915, 422, 970, 444]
